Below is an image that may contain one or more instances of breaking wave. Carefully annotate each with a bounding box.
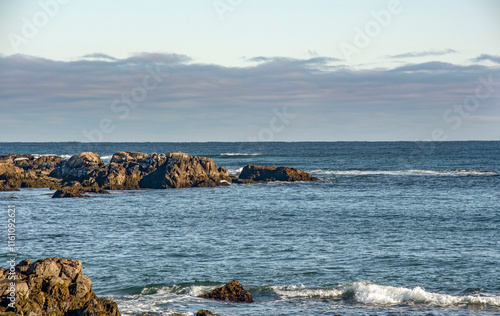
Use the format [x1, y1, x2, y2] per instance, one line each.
[271, 282, 500, 307]
[220, 153, 264, 156]
[113, 281, 500, 315]
[308, 169, 499, 177]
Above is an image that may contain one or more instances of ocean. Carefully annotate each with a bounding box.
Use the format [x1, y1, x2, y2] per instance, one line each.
[1, 141, 499, 316]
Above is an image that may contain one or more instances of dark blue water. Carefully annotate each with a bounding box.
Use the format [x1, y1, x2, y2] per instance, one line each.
[1, 142, 499, 315]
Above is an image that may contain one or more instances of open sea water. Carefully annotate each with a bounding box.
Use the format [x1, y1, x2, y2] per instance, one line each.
[0, 141, 499, 316]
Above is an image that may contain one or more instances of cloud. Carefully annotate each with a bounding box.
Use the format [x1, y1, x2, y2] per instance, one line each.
[389, 49, 458, 59]
[0, 53, 499, 141]
[471, 54, 500, 64]
[247, 56, 342, 65]
[82, 53, 118, 61]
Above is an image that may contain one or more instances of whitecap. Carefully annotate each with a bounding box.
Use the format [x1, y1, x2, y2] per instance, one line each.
[220, 153, 263, 156]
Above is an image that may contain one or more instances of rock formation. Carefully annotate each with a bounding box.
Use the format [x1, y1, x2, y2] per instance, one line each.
[198, 280, 253, 303]
[0, 157, 61, 190]
[139, 152, 231, 189]
[0, 257, 120, 315]
[0, 151, 319, 197]
[237, 164, 319, 183]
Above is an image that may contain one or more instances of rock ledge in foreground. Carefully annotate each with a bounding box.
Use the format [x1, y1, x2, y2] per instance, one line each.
[199, 280, 253, 303]
[0, 257, 120, 316]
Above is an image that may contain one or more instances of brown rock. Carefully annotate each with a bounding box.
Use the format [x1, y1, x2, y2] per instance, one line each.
[199, 280, 253, 303]
[67, 152, 104, 169]
[196, 310, 216, 316]
[0, 160, 61, 190]
[139, 152, 232, 189]
[50, 152, 104, 182]
[238, 164, 319, 182]
[110, 151, 150, 164]
[0, 257, 120, 316]
[52, 182, 109, 198]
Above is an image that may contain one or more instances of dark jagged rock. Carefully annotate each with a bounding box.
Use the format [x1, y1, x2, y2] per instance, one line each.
[196, 310, 216, 316]
[199, 280, 253, 303]
[86, 151, 160, 190]
[50, 152, 104, 182]
[52, 182, 109, 198]
[139, 152, 231, 189]
[0, 257, 120, 316]
[238, 165, 319, 183]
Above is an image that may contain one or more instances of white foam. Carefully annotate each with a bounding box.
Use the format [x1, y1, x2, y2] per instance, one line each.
[349, 282, 500, 306]
[271, 284, 342, 298]
[307, 169, 499, 177]
[101, 155, 113, 163]
[220, 153, 263, 156]
[270, 282, 500, 307]
[228, 167, 244, 176]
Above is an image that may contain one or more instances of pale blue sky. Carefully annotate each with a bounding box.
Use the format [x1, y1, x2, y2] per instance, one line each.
[0, 0, 499, 141]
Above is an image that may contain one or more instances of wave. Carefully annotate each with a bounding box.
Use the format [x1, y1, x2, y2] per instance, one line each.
[116, 281, 500, 308]
[271, 282, 500, 307]
[227, 167, 244, 177]
[220, 153, 264, 156]
[308, 169, 499, 177]
[100, 155, 113, 163]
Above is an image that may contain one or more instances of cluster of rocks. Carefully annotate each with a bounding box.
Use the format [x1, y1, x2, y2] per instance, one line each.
[0, 155, 62, 191]
[0, 257, 119, 316]
[0, 151, 318, 198]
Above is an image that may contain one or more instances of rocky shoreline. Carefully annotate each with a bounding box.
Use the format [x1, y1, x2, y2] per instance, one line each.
[0, 151, 319, 198]
[0, 258, 259, 316]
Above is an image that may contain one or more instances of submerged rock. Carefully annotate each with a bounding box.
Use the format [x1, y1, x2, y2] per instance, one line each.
[0, 257, 120, 315]
[238, 164, 319, 183]
[199, 280, 253, 303]
[52, 181, 109, 198]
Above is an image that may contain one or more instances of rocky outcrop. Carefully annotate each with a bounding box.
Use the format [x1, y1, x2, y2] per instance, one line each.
[237, 165, 319, 183]
[0, 154, 62, 170]
[0, 160, 61, 190]
[86, 151, 163, 190]
[199, 280, 253, 303]
[139, 152, 231, 189]
[0, 257, 120, 316]
[52, 182, 109, 198]
[1, 151, 318, 196]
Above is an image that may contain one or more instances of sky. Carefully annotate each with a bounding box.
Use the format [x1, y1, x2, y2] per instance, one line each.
[0, 0, 499, 142]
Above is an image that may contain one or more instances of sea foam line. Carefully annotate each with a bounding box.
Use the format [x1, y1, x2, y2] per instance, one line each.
[271, 282, 500, 307]
[307, 169, 499, 177]
[220, 153, 264, 156]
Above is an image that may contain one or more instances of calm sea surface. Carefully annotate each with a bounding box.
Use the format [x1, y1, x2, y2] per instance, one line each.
[1, 142, 499, 316]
